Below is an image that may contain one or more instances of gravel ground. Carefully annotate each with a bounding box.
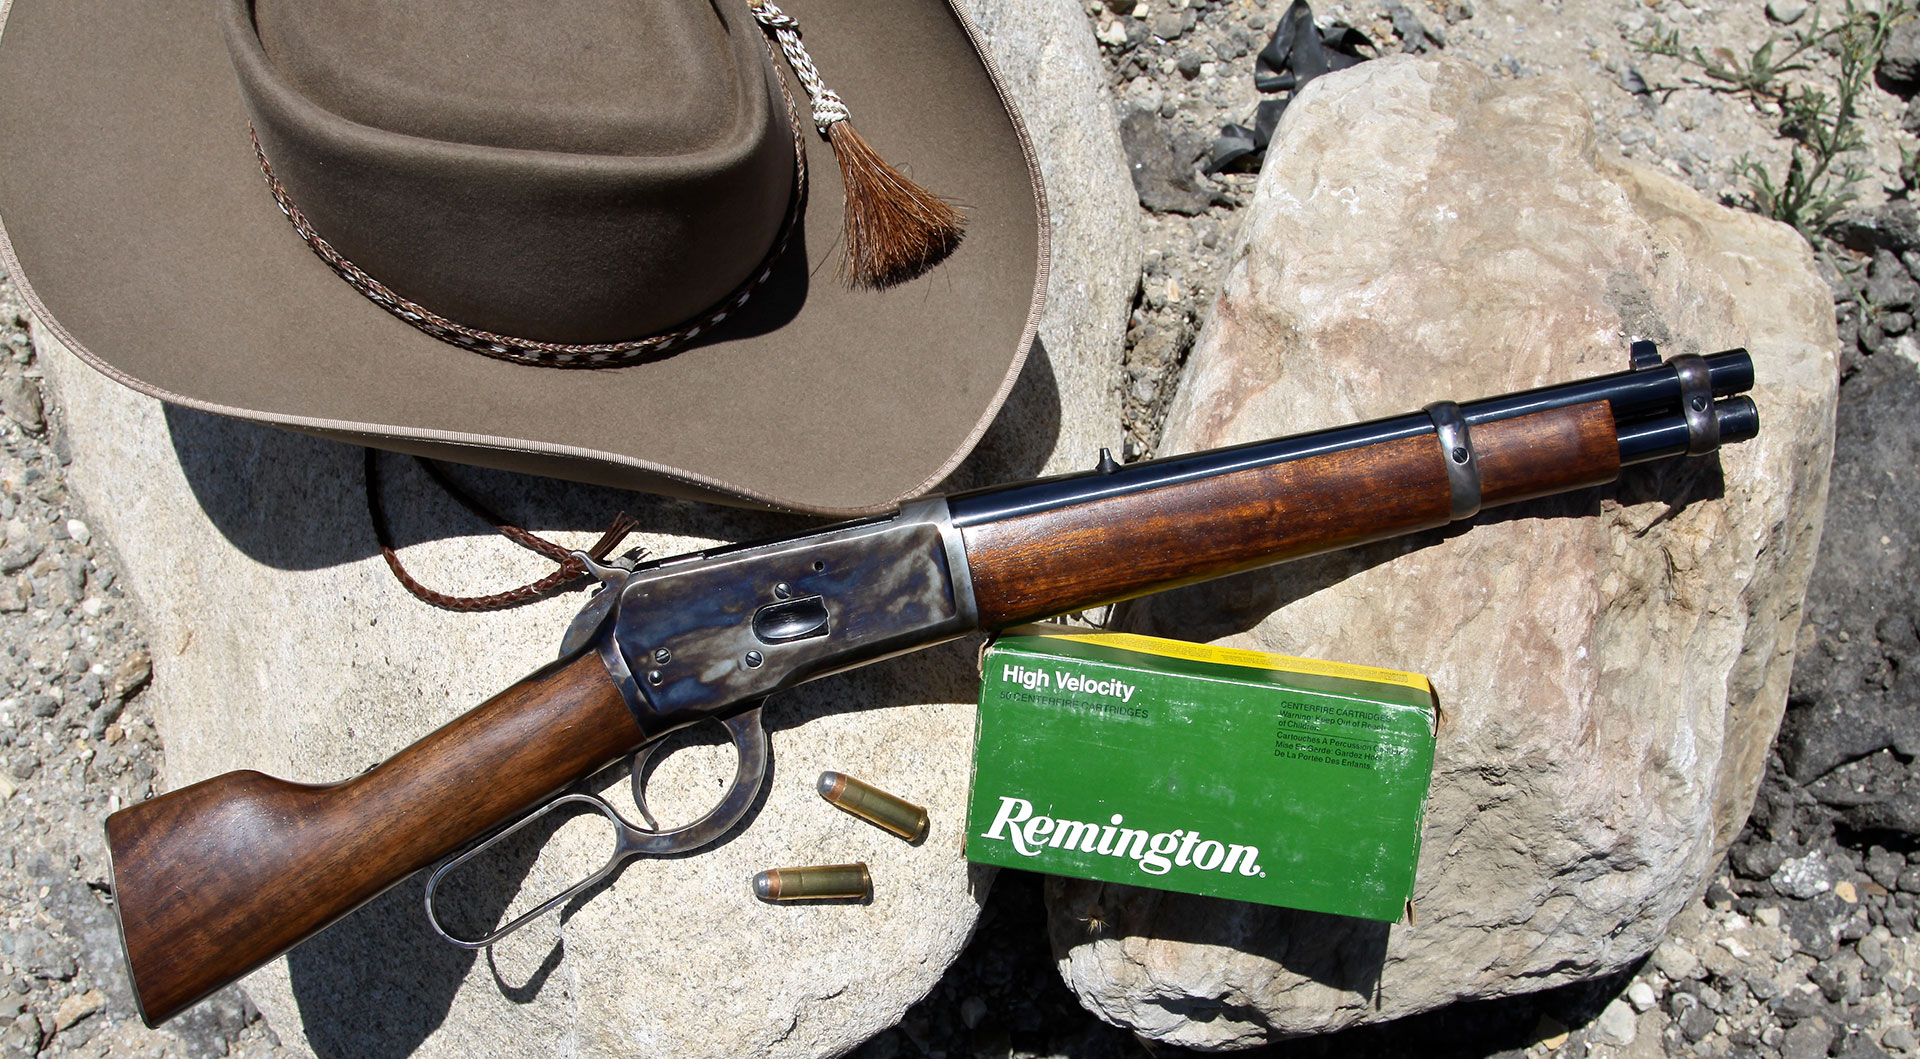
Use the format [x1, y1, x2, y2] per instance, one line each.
[2, 1, 1918, 1057]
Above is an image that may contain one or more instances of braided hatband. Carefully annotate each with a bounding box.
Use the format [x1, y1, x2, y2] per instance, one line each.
[250, 37, 808, 369]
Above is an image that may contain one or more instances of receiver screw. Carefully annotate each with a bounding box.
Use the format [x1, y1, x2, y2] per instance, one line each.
[745, 651, 765, 669]
[773, 583, 793, 600]
[646, 669, 664, 686]
[653, 648, 672, 665]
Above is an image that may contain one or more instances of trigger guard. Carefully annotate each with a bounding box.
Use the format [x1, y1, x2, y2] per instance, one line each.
[622, 704, 769, 856]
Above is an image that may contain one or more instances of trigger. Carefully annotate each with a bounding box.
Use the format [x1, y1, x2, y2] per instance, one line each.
[623, 702, 770, 856]
[708, 705, 770, 840]
[627, 741, 667, 832]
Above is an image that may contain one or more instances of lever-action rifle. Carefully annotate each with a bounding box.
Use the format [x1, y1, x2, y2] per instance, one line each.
[104, 345, 1759, 1025]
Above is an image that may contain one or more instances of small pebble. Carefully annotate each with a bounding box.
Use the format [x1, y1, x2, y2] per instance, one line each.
[1628, 980, 1658, 1011]
[1654, 940, 1702, 982]
[52, 989, 102, 1031]
[1767, 0, 1809, 23]
[1595, 997, 1637, 1045]
[0, 377, 43, 436]
[1773, 852, 1835, 900]
[1533, 1014, 1569, 1049]
[1865, 848, 1903, 889]
[1780, 1017, 1833, 1059]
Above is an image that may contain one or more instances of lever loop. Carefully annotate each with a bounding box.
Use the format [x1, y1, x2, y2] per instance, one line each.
[423, 702, 770, 948]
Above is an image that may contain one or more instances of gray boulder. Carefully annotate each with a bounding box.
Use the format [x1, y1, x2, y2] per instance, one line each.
[1049, 55, 1836, 1047]
[33, 0, 1137, 1054]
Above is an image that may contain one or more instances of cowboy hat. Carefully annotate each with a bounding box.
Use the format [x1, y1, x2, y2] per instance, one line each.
[0, 0, 1046, 516]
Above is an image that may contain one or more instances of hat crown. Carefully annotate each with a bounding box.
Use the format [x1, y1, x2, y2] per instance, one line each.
[253, 0, 743, 157]
[227, 0, 799, 345]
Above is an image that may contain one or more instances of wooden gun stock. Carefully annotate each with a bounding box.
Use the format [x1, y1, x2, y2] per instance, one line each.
[962, 403, 1620, 627]
[105, 651, 641, 1026]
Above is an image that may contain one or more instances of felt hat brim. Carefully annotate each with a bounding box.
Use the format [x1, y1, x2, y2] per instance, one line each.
[0, 0, 1047, 516]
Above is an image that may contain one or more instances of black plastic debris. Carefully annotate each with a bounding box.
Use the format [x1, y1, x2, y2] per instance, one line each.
[1205, 0, 1373, 173]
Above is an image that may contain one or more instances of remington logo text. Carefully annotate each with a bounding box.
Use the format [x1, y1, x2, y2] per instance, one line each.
[979, 796, 1264, 877]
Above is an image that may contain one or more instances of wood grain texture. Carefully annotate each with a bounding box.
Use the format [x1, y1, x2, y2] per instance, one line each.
[105, 649, 640, 1026]
[962, 402, 1621, 628]
[1476, 401, 1620, 506]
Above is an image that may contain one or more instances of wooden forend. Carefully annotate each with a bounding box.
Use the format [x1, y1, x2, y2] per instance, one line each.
[961, 402, 1620, 628]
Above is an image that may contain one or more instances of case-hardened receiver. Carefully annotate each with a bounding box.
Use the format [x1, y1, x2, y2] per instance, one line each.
[424, 498, 978, 945]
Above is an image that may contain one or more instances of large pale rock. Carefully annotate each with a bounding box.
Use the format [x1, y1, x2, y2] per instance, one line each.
[919, 0, 1140, 494]
[1049, 56, 1835, 1046]
[30, 1, 1136, 1055]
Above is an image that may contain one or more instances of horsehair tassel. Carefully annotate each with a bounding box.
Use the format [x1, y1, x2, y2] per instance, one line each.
[751, 0, 966, 288]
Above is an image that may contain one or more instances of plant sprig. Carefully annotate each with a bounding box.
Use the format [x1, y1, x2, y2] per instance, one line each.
[1631, 19, 1823, 99]
[1630, 0, 1914, 237]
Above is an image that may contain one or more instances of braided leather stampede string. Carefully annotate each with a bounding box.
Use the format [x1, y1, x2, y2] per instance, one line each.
[248, 36, 807, 368]
[366, 450, 642, 611]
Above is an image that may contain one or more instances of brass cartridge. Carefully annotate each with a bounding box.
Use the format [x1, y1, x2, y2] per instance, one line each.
[817, 771, 929, 842]
[752, 863, 872, 902]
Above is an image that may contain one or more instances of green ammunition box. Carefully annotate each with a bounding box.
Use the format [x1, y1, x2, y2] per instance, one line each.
[967, 627, 1437, 922]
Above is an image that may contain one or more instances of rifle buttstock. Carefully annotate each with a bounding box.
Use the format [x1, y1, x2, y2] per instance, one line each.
[104, 649, 640, 1026]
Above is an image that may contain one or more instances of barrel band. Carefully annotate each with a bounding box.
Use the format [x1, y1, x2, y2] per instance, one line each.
[1424, 400, 1482, 521]
[1670, 354, 1721, 456]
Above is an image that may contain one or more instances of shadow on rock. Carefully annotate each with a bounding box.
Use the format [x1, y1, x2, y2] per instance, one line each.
[284, 796, 594, 1057]
[162, 330, 1062, 573]
[1776, 352, 1920, 783]
[1047, 879, 1389, 1005]
[287, 873, 485, 1059]
[1247, 962, 1640, 1058]
[162, 402, 811, 572]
